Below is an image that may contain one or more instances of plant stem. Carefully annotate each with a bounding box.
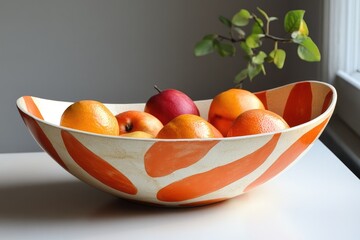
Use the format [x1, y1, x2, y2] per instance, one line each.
[218, 34, 292, 44]
[218, 35, 244, 43]
[266, 34, 293, 43]
[251, 13, 266, 34]
[218, 13, 293, 45]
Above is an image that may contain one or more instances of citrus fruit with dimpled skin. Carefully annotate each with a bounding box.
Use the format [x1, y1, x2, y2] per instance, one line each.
[115, 110, 163, 137]
[208, 88, 265, 136]
[60, 100, 119, 136]
[156, 114, 223, 139]
[227, 109, 289, 137]
[144, 87, 200, 125]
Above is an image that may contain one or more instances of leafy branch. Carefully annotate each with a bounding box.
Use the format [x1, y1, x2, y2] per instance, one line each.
[194, 7, 321, 86]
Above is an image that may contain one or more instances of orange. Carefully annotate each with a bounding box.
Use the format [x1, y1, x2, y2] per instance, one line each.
[208, 88, 265, 136]
[227, 109, 289, 137]
[156, 114, 223, 139]
[60, 100, 119, 136]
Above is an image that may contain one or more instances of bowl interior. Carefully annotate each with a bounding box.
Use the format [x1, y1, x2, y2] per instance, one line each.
[18, 81, 335, 130]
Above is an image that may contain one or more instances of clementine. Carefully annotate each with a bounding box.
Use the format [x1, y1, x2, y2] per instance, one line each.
[227, 109, 289, 137]
[208, 88, 265, 136]
[60, 100, 119, 136]
[156, 114, 223, 139]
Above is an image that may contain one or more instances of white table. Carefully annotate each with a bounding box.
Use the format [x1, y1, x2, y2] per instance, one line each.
[0, 140, 359, 240]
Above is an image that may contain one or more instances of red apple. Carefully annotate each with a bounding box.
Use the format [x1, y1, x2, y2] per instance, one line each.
[115, 110, 163, 137]
[144, 86, 200, 125]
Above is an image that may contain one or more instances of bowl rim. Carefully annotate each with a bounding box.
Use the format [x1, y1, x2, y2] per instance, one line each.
[17, 80, 337, 142]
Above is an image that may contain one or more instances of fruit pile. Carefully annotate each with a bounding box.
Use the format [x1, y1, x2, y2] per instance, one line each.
[60, 87, 289, 139]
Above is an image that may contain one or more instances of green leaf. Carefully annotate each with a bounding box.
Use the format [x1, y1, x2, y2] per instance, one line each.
[291, 21, 309, 43]
[261, 64, 266, 75]
[291, 31, 307, 43]
[234, 69, 248, 84]
[257, 7, 269, 21]
[248, 63, 262, 80]
[203, 34, 218, 40]
[252, 51, 267, 64]
[284, 10, 305, 33]
[251, 22, 263, 34]
[232, 9, 251, 27]
[219, 16, 232, 28]
[232, 27, 246, 39]
[246, 34, 263, 48]
[269, 49, 286, 69]
[298, 19, 309, 36]
[297, 37, 321, 62]
[254, 16, 264, 27]
[194, 39, 214, 56]
[240, 42, 253, 55]
[215, 42, 236, 57]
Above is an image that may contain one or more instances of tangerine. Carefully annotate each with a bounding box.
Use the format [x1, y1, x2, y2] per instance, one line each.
[156, 114, 222, 139]
[208, 88, 265, 136]
[60, 100, 119, 136]
[227, 109, 289, 137]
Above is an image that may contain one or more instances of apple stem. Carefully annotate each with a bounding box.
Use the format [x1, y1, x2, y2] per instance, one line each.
[125, 123, 133, 132]
[154, 85, 162, 93]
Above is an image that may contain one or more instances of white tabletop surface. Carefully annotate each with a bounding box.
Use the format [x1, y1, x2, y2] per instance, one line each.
[0, 140, 359, 240]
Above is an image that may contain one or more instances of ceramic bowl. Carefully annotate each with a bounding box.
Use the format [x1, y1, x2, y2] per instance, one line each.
[17, 81, 336, 207]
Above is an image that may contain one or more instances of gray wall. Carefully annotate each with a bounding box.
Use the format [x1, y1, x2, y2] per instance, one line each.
[0, 0, 322, 153]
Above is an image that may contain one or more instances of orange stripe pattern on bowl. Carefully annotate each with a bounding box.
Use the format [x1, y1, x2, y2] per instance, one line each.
[17, 81, 336, 206]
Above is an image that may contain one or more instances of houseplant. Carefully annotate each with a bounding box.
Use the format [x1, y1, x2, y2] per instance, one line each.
[194, 8, 321, 86]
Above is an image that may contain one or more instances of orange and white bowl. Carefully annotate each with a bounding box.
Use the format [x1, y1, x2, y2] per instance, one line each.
[17, 81, 336, 207]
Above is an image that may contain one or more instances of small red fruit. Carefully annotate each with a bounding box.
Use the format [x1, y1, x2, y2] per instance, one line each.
[115, 110, 163, 137]
[144, 86, 200, 125]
